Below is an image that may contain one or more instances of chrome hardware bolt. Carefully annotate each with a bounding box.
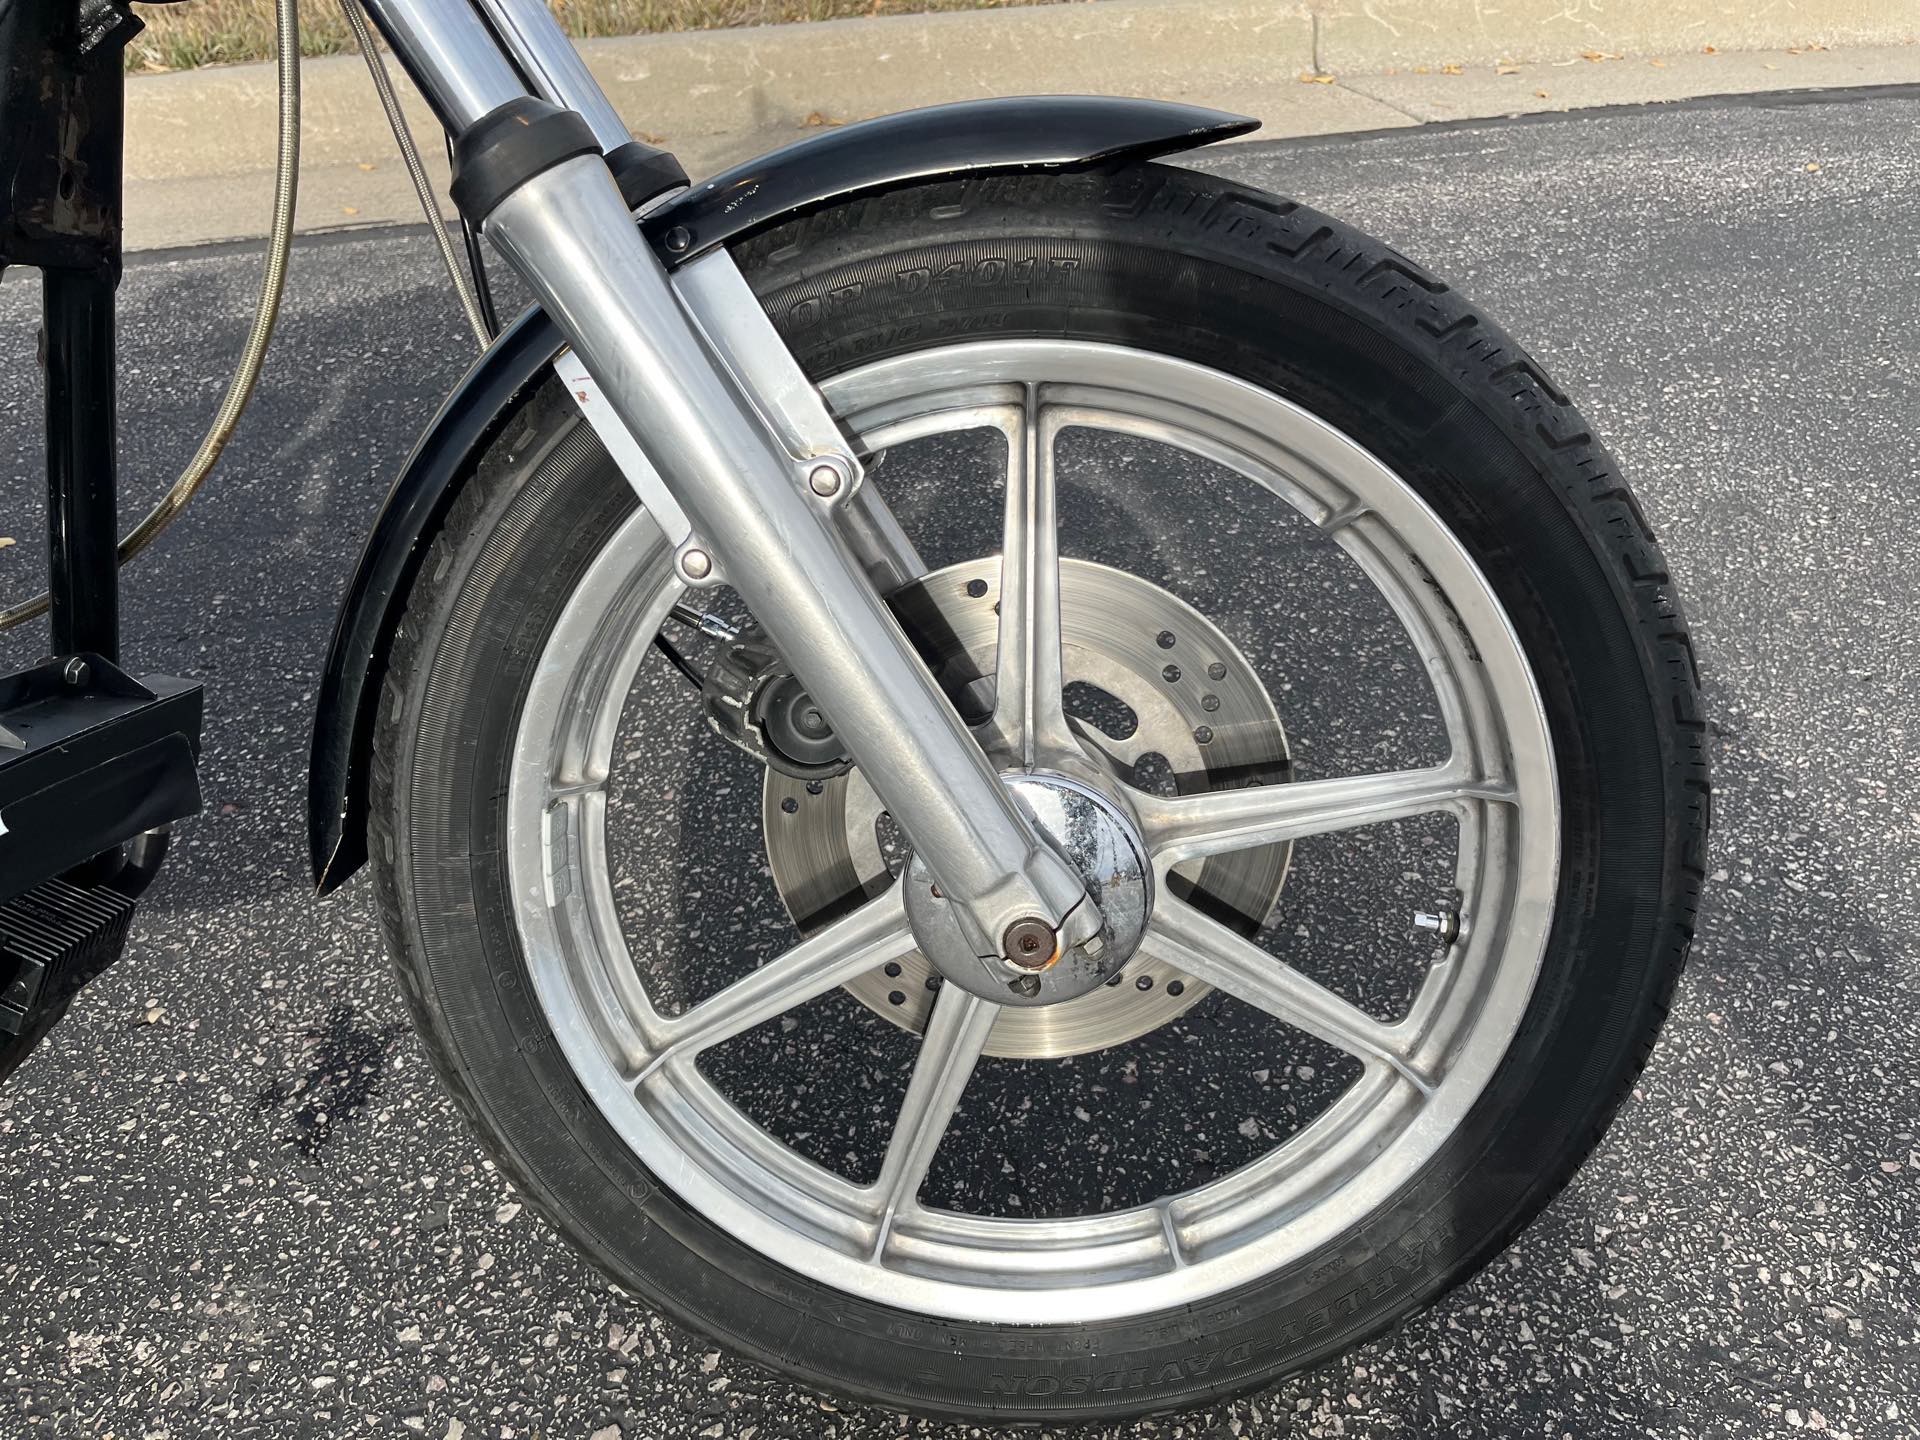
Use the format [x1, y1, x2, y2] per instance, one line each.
[807, 462, 844, 498]
[1003, 917, 1056, 970]
[680, 548, 713, 581]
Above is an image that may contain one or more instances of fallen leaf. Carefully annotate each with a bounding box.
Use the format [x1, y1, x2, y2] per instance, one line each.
[0, 537, 14, 550]
[1649, 57, 1667, 68]
[800, 110, 844, 128]
[1805, 162, 1822, 172]
[1702, 44, 1717, 54]
[1580, 50, 1621, 62]
[342, 205, 360, 216]
[1440, 63, 1463, 75]
[1413, 65, 1431, 75]
[1534, 88, 1551, 98]
[1497, 65, 1519, 75]
[357, 161, 376, 172]
[1764, 62, 1779, 70]
[1297, 72, 1337, 85]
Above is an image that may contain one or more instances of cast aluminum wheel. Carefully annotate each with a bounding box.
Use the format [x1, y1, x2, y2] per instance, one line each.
[507, 339, 1558, 1326]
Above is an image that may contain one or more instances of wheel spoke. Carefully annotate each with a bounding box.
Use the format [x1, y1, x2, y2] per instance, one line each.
[988, 391, 1077, 768]
[1133, 764, 1514, 865]
[639, 886, 913, 1082]
[1140, 899, 1434, 1094]
[865, 985, 998, 1258]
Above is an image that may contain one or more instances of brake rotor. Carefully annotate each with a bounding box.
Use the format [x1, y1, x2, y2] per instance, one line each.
[763, 557, 1291, 1059]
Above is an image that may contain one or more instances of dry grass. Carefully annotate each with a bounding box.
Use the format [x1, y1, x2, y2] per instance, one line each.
[127, 0, 1059, 71]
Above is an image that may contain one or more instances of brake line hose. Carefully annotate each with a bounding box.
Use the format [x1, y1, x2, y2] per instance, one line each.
[0, 0, 303, 633]
[336, 0, 492, 350]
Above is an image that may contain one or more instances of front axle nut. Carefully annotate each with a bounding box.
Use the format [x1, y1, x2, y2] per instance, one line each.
[1002, 917, 1056, 971]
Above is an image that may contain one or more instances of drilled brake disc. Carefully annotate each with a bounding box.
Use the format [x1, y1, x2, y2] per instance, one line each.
[763, 557, 1291, 1059]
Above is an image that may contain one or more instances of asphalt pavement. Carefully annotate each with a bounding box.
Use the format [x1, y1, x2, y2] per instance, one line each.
[1, 88, 1916, 1438]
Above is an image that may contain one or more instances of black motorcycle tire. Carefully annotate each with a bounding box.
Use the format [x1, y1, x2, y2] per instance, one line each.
[367, 162, 1708, 1423]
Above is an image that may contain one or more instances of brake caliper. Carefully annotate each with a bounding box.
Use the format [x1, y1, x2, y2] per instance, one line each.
[699, 632, 851, 781]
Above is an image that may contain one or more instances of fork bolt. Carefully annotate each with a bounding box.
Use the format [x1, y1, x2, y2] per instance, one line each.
[807, 462, 844, 497]
[1003, 917, 1056, 970]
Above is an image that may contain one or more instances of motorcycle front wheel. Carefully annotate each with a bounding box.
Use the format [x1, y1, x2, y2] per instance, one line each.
[368, 163, 1707, 1422]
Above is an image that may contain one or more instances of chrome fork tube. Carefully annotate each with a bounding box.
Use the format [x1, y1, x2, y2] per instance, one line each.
[356, 0, 1098, 963]
[483, 157, 1095, 959]
[357, 0, 523, 129]
[470, 0, 633, 152]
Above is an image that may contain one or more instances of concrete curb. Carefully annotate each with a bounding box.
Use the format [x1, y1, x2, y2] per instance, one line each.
[119, 0, 1919, 250]
[1309, 0, 1918, 71]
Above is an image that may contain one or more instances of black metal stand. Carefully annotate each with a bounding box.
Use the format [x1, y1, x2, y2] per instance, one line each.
[3, 0, 133, 661]
[42, 269, 121, 661]
[0, 4, 203, 1057]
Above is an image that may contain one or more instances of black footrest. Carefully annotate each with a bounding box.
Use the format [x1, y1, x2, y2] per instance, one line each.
[0, 653, 202, 906]
[0, 876, 136, 1036]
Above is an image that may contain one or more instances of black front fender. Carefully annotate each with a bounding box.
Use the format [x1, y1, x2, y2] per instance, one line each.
[308, 95, 1257, 892]
[638, 95, 1256, 264]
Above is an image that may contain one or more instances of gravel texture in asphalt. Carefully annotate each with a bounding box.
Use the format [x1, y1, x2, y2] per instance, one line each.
[0, 88, 1915, 1439]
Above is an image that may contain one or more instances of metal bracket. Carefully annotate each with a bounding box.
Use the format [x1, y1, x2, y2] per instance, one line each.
[556, 247, 869, 579]
[552, 349, 722, 586]
[672, 250, 864, 503]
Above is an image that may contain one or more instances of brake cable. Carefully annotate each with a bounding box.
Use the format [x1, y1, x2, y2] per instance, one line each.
[335, 0, 491, 349]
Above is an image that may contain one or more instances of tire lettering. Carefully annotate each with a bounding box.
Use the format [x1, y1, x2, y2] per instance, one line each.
[984, 1343, 1252, 1397]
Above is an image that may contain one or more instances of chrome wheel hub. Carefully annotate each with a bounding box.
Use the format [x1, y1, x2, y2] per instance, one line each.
[904, 772, 1151, 1006]
[764, 556, 1292, 1058]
